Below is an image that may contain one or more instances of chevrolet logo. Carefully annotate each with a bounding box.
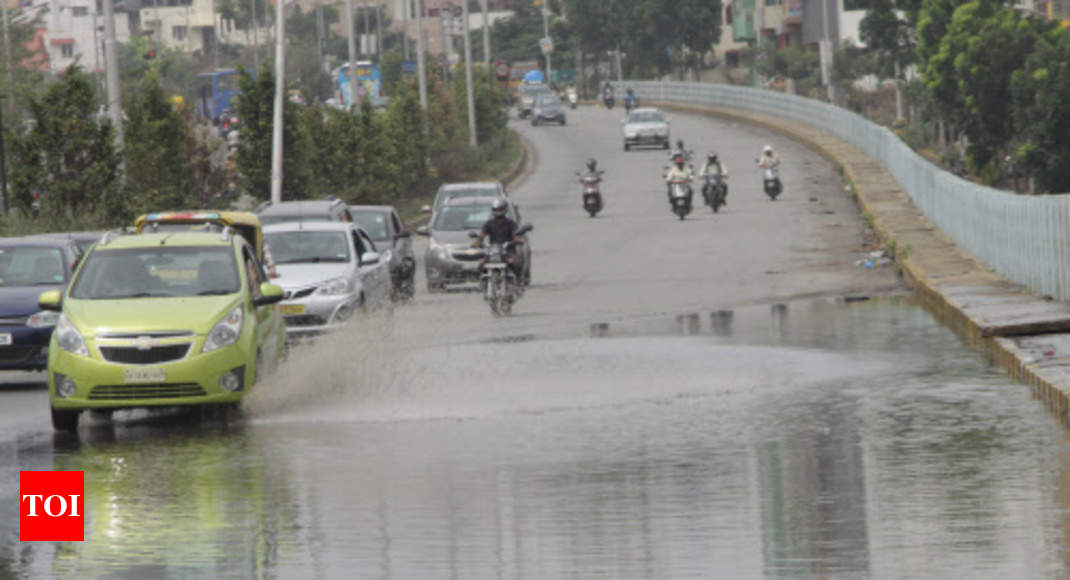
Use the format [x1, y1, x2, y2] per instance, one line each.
[132, 336, 156, 351]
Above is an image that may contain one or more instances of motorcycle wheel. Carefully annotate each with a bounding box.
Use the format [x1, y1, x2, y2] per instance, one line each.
[587, 208, 598, 217]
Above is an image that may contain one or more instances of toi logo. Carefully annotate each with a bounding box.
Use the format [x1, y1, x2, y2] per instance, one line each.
[20, 471, 84, 541]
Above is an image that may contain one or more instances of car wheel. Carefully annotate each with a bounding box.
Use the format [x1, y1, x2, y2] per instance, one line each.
[51, 407, 79, 432]
[561, 117, 567, 125]
[427, 281, 443, 294]
[624, 143, 630, 151]
[663, 141, 670, 150]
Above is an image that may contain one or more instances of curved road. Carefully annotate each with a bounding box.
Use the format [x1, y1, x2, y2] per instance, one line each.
[401, 104, 902, 342]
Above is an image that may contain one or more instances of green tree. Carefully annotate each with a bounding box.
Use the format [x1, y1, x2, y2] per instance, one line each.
[860, 0, 912, 79]
[1011, 26, 1070, 192]
[233, 66, 311, 200]
[9, 66, 121, 225]
[352, 100, 400, 203]
[123, 71, 195, 216]
[451, 67, 508, 145]
[385, 80, 428, 194]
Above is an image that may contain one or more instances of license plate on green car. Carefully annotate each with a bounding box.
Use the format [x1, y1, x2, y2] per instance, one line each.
[124, 368, 165, 383]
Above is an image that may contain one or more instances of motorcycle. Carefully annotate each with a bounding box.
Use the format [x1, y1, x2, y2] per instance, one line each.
[624, 94, 639, 113]
[702, 173, 727, 213]
[603, 91, 615, 110]
[469, 224, 533, 316]
[576, 171, 604, 217]
[668, 179, 693, 220]
[762, 166, 782, 200]
[567, 88, 578, 109]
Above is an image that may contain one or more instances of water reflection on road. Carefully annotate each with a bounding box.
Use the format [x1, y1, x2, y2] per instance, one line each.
[2, 298, 1068, 578]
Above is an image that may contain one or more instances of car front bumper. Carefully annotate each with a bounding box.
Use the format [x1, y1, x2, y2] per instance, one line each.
[426, 249, 483, 286]
[278, 292, 361, 336]
[48, 339, 254, 410]
[0, 324, 52, 371]
[624, 133, 669, 145]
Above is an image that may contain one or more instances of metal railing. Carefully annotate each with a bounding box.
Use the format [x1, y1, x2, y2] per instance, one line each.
[625, 81, 1070, 301]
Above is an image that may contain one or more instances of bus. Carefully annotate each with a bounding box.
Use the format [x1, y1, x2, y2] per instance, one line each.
[196, 69, 241, 121]
[334, 61, 387, 109]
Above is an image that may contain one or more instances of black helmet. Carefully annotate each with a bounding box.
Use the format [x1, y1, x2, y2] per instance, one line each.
[676, 139, 685, 150]
[586, 158, 597, 171]
[707, 152, 718, 162]
[491, 198, 507, 217]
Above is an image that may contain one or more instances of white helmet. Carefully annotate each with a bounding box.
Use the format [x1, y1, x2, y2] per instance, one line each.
[763, 145, 774, 154]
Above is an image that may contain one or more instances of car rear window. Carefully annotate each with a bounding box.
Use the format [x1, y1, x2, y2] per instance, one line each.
[350, 212, 390, 242]
[0, 246, 65, 287]
[628, 112, 663, 123]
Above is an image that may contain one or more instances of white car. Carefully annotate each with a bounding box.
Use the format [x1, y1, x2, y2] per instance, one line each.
[621, 107, 670, 151]
[264, 222, 392, 336]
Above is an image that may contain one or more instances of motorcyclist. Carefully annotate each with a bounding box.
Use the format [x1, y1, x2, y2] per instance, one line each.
[472, 198, 524, 279]
[757, 145, 781, 169]
[670, 139, 691, 163]
[624, 88, 638, 111]
[579, 158, 603, 181]
[665, 151, 694, 203]
[699, 152, 729, 205]
[602, 82, 615, 107]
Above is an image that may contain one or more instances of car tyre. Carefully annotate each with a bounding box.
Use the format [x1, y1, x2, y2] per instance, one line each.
[624, 143, 630, 151]
[427, 281, 444, 294]
[51, 407, 79, 433]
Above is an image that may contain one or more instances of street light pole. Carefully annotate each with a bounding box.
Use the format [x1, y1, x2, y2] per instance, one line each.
[821, 0, 834, 102]
[481, 0, 489, 63]
[269, 0, 286, 204]
[251, 0, 259, 69]
[541, 5, 551, 85]
[462, 0, 476, 147]
[415, 0, 427, 110]
[345, 0, 359, 112]
[0, 94, 8, 215]
[102, 0, 124, 175]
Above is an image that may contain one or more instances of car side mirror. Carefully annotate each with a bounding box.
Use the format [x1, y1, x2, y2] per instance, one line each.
[254, 283, 285, 307]
[468, 231, 479, 239]
[361, 251, 381, 266]
[38, 290, 63, 312]
[396, 230, 411, 239]
[517, 223, 533, 235]
[421, 205, 432, 214]
[416, 225, 429, 236]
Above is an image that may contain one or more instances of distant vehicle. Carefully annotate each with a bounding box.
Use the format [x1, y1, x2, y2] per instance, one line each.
[256, 199, 354, 226]
[622, 107, 671, 151]
[532, 93, 566, 126]
[349, 205, 415, 300]
[517, 83, 551, 119]
[264, 222, 392, 337]
[417, 197, 531, 293]
[196, 69, 241, 121]
[507, 60, 541, 101]
[40, 231, 287, 432]
[334, 61, 387, 109]
[424, 182, 507, 217]
[0, 236, 82, 372]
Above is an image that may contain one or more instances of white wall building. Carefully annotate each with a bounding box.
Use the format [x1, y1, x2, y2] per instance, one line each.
[44, 0, 131, 73]
[140, 0, 270, 56]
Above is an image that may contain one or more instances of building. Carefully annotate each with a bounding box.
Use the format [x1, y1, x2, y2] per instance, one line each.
[140, 0, 270, 56]
[43, 0, 131, 73]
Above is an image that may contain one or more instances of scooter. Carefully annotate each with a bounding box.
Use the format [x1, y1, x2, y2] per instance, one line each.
[576, 171, 604, 217]
[702, 174, 728, 213]
[668, 180, 693, 220]
[603, 91, 615, 110]
[762, 166, 782, 200]
[567, 88, 578, 110]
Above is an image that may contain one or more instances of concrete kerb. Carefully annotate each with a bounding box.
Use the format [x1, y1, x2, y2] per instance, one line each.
[655, 101, 1070, 426]
[403, 130, 534, 231]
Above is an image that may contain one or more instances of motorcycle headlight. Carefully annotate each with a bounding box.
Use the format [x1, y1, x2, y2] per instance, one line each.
[55, 314, 88, 357]
[203, 305, 243, 353]
[26, 310, 60, 328]
[315, 277, 351, 296]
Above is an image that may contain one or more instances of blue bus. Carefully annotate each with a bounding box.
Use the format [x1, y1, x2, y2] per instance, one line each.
[196, 69, 241, 120]
[334, 61, 386, 108]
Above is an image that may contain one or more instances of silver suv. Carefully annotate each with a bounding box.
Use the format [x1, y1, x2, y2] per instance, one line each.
[264, 222, 392, 336]
[257, 198, 353, 226]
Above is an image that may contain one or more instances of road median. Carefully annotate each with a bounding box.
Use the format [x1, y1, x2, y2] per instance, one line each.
[656, 101, 1070, 425]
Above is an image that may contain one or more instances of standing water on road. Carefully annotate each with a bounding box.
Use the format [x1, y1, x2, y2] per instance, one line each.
[1, 298, 1067, 578]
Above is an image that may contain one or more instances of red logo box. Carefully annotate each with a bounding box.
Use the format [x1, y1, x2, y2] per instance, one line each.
[20, 471, 84, 541]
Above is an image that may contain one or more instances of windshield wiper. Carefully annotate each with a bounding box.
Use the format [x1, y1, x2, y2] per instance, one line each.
[101, 292, 162, 299]
[197, 289, 236, 296]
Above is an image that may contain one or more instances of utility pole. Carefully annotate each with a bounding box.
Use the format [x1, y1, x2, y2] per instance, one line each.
[269, 0, 285, 204]
[402, 0, 409, 59]
[316, 0, 327, 72]
[1, 0, 13, 112]
[376, 4, 382, 60]
[103, 0, 124, 175]
[0, 94, 8, 215]
[462, 0, 476, 146]
[821, 0, 834, 102]
[415, 0, 427, 110]
[541, 5, 551, 86]
[345, 0, 359, 111]
[362, 0, 370, 57]
[439, 7, 450, 86]
[251, 0, 259, 69]
[481, 0, 489, 63]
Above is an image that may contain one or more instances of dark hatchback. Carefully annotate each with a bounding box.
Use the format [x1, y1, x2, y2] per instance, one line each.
[349, 205, 415, 300]
[0, 237, 82, 371]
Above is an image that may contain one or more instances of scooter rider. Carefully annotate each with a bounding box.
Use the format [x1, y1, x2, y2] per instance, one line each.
[699, 152, 729, 205]
[580, 158, 603, 181]
[624, 88, 638, 110]
[758, 145, 781, 170]
[472, 198, 524, 279]
[665, 151, 694, 203]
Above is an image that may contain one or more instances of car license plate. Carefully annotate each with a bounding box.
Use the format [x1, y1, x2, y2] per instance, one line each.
[280, 304, 306, 315]
[124, 368, 165, 383]
[0, 333, 11, 346]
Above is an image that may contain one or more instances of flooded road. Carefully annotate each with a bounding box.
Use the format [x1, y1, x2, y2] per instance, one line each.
[2, 298, 1068, 578]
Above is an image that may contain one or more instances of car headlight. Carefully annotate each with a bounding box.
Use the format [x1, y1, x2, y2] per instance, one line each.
[203, 305, 243, 353]
[55, 314, 88, 357]
[429, 239, 448, 259]
[624, 129, 637, 138]
[315, 277, 351, 296]
[26, 311, 60, 328]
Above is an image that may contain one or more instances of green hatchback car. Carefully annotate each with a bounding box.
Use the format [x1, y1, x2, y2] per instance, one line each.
[38, 230, 287, 432]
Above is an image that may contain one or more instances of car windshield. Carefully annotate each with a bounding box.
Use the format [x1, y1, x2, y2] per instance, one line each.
[0, 246, 65, 287]
[265, 231, 352, 264]
[70, 246, 240, 299]
[433, 205, 496, 231]
[259, 214, 332, 226]
[628, 111, 664, 123]
[350, 211, 390, 242]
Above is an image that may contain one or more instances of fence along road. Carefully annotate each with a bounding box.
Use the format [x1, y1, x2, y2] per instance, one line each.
[626, 81, 1070, 301]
